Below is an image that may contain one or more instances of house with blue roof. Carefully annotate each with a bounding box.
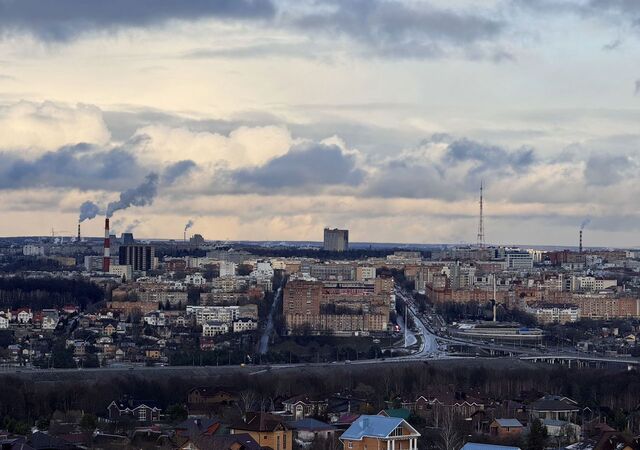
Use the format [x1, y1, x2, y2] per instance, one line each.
[339, 415, 420, 450]
[461, 443, 521, 450]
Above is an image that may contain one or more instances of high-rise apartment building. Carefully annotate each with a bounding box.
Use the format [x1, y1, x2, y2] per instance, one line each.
[323, 228, 349, 252]
[118, 244, 156, 272]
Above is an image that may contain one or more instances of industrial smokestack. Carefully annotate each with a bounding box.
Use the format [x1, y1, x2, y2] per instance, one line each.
[579, 229, 583, 254]
[103, 217, 111, 272]
[77, 223, 81, 242]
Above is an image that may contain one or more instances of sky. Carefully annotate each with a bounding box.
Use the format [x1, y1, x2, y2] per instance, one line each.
[1, 0, 639, 247]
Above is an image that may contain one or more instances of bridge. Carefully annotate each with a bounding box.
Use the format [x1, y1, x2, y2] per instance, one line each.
[520, 354, 640, 370]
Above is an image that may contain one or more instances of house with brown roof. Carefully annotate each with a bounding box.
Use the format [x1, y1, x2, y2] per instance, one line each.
[230, 412, 292, 450]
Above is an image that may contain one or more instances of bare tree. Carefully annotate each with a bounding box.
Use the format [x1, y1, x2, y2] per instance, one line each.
[437, 410, 462, 450]
[237, 390, 259, 420]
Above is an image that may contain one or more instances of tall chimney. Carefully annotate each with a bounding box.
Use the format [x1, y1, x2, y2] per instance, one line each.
[77, 223, 81, 242]
[103, 217, 111, 272]
[579, 229, 583, 254]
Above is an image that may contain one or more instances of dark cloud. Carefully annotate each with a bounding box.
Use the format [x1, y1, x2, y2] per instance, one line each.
[231, 142, 365, 190]
[0, 143, 145, 191]
[0, 0, 275, 41]
[584, 154, 634, 186]
[292, 0, 507, 59]
[602, 38, 622, 50]
[445, 138, 535, 173]
[364, 137, 537, 199]
[162, 160, 197, 185]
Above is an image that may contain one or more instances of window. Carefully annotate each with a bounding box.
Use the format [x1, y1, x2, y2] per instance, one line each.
[284, 433, 287, 449]
[348, 442, 353, 449]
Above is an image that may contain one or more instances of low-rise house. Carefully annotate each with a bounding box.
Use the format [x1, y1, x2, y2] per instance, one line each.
[107, 399, 162, 423]
[283, 395, 329, 420]
[175, 417, 222, 441]
[41, 309, 60, 330]
[529, 395, 579, 423]
[287, 418, 336, 446]
[230, 412, 292, 450]
[179, 433, 261, 450]
[188, 387, 237, 412]
[542, 419, 580, 442]
[340, 415, 420, 450]
[0, 313, 9, 329]
[489, 419, 524, 439]
[461, 444, 521, 450]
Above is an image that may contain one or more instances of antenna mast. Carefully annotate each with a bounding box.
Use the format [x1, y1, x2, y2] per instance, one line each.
[477, 181, 485, 248]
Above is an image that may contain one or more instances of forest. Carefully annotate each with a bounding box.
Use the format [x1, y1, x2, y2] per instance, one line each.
[0, 277, 105, 310]
[3, 363, 640, 434]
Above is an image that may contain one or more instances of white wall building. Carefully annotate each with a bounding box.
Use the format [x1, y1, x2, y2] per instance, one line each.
[185, 272, 207, 286]
[506, 252, 534, 270]
[23, 245, 45, 256]
[202, 321, 229, 337]
[219, 261, 237, 277]
[110, 264, 133, 281]
[41, 309, 60, 330]
[233, 318, 258, 333]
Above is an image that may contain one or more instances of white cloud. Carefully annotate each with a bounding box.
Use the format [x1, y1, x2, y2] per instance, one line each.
[131, 124, 294, 168]
[0, 101, 110, 155]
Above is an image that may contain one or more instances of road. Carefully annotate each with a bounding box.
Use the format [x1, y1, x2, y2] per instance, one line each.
[258, 285, 282, 354]
[395, 289, 442, 359]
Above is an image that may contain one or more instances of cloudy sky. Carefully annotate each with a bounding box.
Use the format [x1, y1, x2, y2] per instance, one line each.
[1, 0, 639, 247]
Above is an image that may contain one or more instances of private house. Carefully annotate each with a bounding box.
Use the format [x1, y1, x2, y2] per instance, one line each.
[175, 417, 222, 441]
[107, 399, 162, 423]
[187, 387, 237, 413]
[489, 419, 524, 439]
[0, 313, 8, 329]
[230, 412, 292, 450]
[179, 433, 262, 450]
[283, 395, 329, 420]
[287, 418, 336, 446]
[461, 444, 521, 450]
[529, 395, 579, 423]
[415, 392, 484, 421]
[340, 415, 420, 450]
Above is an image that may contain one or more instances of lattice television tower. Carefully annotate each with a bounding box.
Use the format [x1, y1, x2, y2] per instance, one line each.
[477, 181, 485, 248]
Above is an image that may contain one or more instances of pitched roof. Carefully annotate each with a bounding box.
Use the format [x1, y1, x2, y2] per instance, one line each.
[186, 433, 262, 450]
[176, 418, 221, 439]
[231, 413, 287, 433]
[380, 409, 411, 420]
[287, 419, 335, 432]
[530, 395, 579, 412]
[494, 419, 523, 428]
[341, 415, 413, 441]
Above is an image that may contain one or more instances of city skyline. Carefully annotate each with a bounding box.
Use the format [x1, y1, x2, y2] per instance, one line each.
[2, 0, 640, 246]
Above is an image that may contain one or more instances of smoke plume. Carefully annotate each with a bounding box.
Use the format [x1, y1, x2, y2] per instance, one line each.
[79, 200, 101, 222]
[106, 173, 159, 218]
[185, 219, 195, 232]
[580, 217, 591, 230]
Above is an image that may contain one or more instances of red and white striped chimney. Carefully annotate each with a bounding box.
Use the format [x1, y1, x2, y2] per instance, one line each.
[103, 217, 111, 272]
